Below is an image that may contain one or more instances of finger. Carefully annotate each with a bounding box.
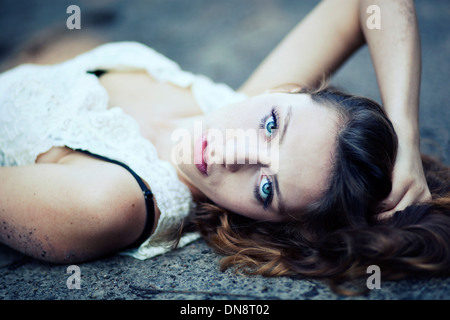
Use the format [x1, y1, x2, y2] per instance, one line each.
[377, 189, 431, 221]
[377, 208, 397, 221]
[381, 187, 408, 211]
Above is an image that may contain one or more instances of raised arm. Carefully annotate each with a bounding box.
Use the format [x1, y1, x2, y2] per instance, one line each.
[359, 0, 431, 218]
[238, 0, 364, 96]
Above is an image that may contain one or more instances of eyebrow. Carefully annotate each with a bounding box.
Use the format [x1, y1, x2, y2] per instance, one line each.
[279, 105, 292, 145]
[272, 105, 292, 215]
[273, 175, 287, 215]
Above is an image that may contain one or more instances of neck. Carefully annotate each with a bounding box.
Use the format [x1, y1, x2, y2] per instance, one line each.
[176, 171, 208, 202]
[154, 114, 202, 160]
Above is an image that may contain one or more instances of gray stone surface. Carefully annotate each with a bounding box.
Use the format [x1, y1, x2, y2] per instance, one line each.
[0, 0, 449, 302]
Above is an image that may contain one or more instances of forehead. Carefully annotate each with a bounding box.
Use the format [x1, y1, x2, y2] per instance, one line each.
[270, 93, 338, 212]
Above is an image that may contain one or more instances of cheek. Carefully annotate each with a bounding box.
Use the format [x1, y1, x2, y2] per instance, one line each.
[207, 104, 256, 130]
[207, 180, 252, 214]
[209, 182, 241, 206]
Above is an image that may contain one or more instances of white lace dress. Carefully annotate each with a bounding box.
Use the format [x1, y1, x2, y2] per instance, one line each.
[0, 42, 247, 260]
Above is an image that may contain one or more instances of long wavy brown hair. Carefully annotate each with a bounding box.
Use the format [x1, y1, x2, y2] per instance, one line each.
[180, 85, 450, 294]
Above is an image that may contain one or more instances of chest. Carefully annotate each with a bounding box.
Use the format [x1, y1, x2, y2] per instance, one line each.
[36, 70, 203, 165]
[98, 70, 202, 142]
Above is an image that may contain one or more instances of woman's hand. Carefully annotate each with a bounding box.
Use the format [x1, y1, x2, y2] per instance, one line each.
[378, 136, 431, 220]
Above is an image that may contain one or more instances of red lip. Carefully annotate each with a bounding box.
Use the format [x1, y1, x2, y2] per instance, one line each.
[194, 134, 208, 176]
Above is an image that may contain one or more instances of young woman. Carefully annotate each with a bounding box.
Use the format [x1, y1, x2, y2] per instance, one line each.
[1, 0, 448, 288]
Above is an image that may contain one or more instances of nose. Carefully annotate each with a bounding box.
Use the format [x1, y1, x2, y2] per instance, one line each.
[222, 136, 273, 173]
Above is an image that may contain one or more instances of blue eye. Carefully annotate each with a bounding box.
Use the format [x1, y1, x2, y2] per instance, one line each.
[259, 176, 272, 200]
[254, 175, 273, 210]
[260, 107, 279, 139]
[264, 116, 276, 137]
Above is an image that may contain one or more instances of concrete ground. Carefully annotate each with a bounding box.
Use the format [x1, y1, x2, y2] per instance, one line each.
[0, 0, 449, 302]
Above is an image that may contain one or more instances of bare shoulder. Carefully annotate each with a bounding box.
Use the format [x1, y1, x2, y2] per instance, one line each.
[63, 149, 161, 234]
[59, 149, 147, 205]
[38, 147, 148, 211]
[37, 146, 160, 233]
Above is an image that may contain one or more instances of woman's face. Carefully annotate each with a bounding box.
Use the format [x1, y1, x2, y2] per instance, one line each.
[172, 92, 339, 222]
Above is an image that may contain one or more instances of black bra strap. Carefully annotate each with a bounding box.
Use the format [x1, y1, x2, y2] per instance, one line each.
[75, 149, 155, 249]
[87, 70, 108, 78]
